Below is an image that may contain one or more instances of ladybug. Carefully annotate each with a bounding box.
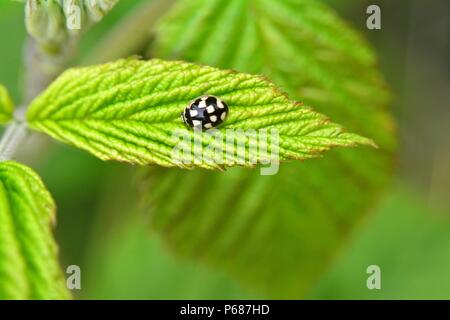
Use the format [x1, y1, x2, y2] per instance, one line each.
[181, 95, 228, 130]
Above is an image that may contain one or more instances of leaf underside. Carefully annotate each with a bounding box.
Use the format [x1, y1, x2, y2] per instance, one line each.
[27, 58, 371, 170]
[144, 0, 396, 298]
[0, 161, 70, 300]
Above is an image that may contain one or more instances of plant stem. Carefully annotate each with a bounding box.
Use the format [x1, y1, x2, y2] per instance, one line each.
[0, 121, 29, 162]
[23, 37, 77, 104]
[0, 38, 75, 162]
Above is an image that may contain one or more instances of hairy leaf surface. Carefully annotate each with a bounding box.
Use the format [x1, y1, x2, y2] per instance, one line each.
[27, 58, 370, 169]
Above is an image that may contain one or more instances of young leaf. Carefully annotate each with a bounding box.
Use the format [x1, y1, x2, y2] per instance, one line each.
[0, 161, 70, 299]
[0, 84, 14, 124]
[145, 0, 396, 297]
[26, 58, 372, 169]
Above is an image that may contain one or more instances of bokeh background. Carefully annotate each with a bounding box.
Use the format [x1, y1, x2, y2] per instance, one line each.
[0, 0, 449, 299]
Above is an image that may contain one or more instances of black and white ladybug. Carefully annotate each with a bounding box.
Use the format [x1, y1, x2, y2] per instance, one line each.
[181, 95, 228, 130]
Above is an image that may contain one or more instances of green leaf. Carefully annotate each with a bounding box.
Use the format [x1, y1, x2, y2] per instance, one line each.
[145, 0, 396, 297]
[26, 58, 371, 169]
[0, 161, 70, 299]
[0, 84, 14, 124]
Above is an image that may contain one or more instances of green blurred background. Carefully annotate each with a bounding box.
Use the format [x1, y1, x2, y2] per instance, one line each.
[0, 0, 449, 299]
